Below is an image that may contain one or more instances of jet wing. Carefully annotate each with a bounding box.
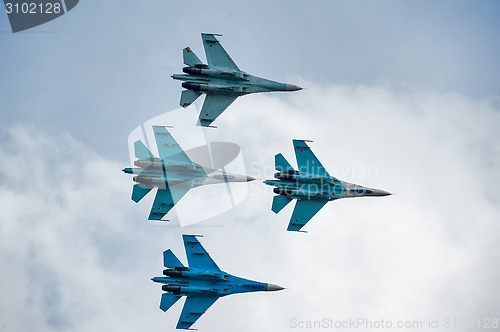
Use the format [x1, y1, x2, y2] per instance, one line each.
[148, 185, 192, 220]
[132, 184, 152, 203]
[198, 94, 238, 127]
[287, 199, 329, 232]
[293, 140, 331, 179]
[153, 126, 192, 164]
[182, 235, 221, 271]
[201, 33, 239, 70]
[176, 296, 219, 330]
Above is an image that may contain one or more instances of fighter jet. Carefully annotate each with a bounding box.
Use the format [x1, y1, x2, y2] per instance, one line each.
[152, 234, 284, 330]
[122, 126, 254, 221]
[264, 140, 391, 232]
[172, 33, 302, 127]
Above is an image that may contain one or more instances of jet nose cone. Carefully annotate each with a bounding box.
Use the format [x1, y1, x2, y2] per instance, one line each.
[246, 175, 256, 182]
[372, 189, 392, 197]
[285, 84, 303, 91]
[267, 283, 285, 291]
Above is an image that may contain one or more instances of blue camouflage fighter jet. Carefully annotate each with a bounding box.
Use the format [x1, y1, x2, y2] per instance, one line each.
[172, 33, 302, 127]
[152, 235, 284, 330]
[122, 126, 254, 221]
[264, 140, 391, 232]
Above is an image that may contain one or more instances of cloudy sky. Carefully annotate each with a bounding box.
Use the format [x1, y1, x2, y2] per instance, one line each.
[1, 1, 500, 331]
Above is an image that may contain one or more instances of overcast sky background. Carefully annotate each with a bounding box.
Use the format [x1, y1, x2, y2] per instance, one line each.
[1, 1, 500, 331]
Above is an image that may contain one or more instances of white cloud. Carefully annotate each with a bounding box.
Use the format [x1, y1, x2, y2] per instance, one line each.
[0, 126, 169, 331]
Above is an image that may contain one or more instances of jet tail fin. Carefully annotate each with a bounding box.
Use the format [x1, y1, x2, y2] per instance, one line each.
[180, 90, 202, 108]
[275, 153, 295, 172]
[272, 195, 293, 214]
[132, 184, 152, 203]
[160, 293, 181, 312]
[183, 47, 203, 66]
[163, 249, 185, 268]
[134, 140, 155, 159]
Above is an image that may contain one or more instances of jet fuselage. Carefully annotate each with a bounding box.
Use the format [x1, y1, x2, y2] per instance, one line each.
[173, 33, 302, 126]
[264, 171, 391, 201]
[172, 66, 301, 96]
[152, 267, 282, 298]
[123, 158, 253, 189]
[155, 234, 284, 329]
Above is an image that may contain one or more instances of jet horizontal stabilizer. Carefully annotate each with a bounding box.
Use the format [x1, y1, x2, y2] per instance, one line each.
[132, 184, 152, 203]
[180, 90, 202, 108]
[275, 153, 295, 172]
[164, 249, 185, 268]
[271, 195, 292, 214]
[160, 293, 181, 312]
[183, 47, 203, 67]
[134, 140, 155, 160]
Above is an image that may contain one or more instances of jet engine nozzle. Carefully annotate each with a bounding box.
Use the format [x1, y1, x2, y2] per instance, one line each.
[182, 66, 202, 75]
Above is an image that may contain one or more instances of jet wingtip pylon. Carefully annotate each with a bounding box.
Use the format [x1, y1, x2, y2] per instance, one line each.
[186, 234, 204, 238]
[201, 32, 222, 36]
